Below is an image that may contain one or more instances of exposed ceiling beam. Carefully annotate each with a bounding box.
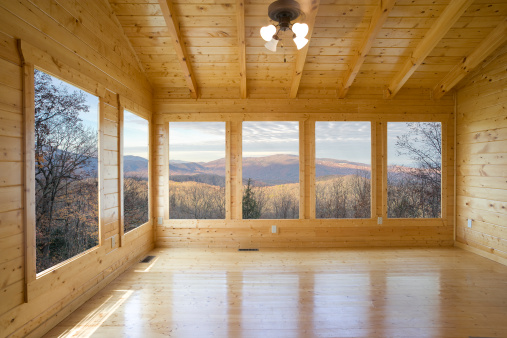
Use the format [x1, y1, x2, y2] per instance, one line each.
[289, 0, 320, 99]
[158, 0, 198, 99]
[433, 18, 507, 99]
[338, 0, 396, 99]
[385, 0, 474, 99]
[237, 0, 247, 99]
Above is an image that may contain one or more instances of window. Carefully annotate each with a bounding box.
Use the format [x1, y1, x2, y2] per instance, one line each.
[34, 69, 99, 273]
[242, 121, 299, 219]
[315, 122, 371, 218]
[123, 110, 149, 232]
[169, 122, 226, 219]
[387, 122, 442, 218]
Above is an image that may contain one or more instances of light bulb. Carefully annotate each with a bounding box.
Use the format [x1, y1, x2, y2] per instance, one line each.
[293, 36, 308, 50]
[264, 38, 279, 52]
[260, 25, 276, 42]
[292, 23, 308, 38]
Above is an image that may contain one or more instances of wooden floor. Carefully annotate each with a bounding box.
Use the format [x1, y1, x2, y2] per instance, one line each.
[44, 247, 507, 338]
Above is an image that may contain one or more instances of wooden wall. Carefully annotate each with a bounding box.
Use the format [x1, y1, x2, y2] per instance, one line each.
[0, 0, 154, 336]
[153, 91, 456, 249]
[455, 45, 507, 266]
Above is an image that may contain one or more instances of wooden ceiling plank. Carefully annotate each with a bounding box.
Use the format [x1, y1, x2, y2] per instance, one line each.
[385, 0, 474, 99]
[237, 0, 247, 99]
[289, 0, 321, 99]
[338, 0, 396, 98]
[433, 18, 507, 99]
[158, 0, 198, 99]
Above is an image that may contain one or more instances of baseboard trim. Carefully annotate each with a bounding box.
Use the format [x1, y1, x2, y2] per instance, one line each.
[454, 241, 507, 267]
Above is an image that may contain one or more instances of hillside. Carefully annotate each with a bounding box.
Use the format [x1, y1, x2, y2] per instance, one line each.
[168, 154, 371, 186]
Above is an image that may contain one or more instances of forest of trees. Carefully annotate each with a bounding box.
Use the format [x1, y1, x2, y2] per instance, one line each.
[316, 173, 371, 218]
[169, 180, 225, 219]
[124, 176, 149, 232]
[35, 70, 99, 273]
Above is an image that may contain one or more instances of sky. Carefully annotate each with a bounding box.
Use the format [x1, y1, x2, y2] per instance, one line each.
[169, 122, 226, 162]
[168, 121, 421, 165]
[387, 122, 441, 167]
[124, 110, 149, 159]
[45, 71, 149, 160]
[315, 121, 371, 165]
[243, 121, 299, 158]
[44, 71, 99, 131]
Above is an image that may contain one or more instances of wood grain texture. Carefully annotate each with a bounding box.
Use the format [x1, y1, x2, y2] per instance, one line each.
[158, 0, 198, 98]
[338, 0, 396, 98]
[434, 18, 507, 99]
[46, 247, 507, 336]
[289, 0, 320, 99]
[0, 1, 154, 336]
[154, 95, 454, 248]
[456, 45, 507, 264]
[385, 0, 475, 98]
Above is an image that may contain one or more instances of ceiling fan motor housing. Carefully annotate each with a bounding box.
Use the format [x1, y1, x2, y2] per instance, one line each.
[268, 0, 302, 30]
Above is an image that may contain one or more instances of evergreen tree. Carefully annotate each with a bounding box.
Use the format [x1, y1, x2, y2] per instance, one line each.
[242, 178, 261, 219]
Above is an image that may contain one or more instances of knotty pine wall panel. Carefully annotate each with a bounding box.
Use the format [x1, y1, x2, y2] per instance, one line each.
[154, 92, 455, 249]
[455, 46, 507, 266]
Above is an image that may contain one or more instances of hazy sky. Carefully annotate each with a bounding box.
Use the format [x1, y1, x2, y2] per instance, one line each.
[387, 122, 441, 166]
[44, 72, 99, 132]
[243, 121, 299, 158]
[124, 110, 149, 159]
[315, 121, 371, 164]
[170, 122, 226, 162]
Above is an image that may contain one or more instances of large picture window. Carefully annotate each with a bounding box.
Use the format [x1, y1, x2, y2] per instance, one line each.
[315, 122, 371, 218]
[34, 69, 99, 273]
[387, 122, 442, 218]
[169, 122, 226, 219]
[242, 121, 299, 219]
[123, 111, 149, 232]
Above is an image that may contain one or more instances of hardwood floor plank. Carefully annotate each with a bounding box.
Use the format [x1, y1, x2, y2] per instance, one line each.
[44, 247, 507, 337]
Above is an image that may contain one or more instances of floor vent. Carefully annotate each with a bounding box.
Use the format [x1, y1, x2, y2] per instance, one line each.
[140, 255, 156, 263]
[238, 248, 259, 251]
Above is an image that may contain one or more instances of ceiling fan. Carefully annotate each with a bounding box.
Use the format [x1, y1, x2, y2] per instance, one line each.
[260, 0, 309, 52]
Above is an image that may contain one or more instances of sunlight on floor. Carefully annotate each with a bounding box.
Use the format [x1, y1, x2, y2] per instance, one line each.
[57, 290, 133, 338]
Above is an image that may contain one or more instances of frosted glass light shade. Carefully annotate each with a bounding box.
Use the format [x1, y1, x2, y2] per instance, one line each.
[260, 25, 276, 42]
[292, 23, 308, 37]
[293, 36, 308, 50]
[264, 38, 279, 52]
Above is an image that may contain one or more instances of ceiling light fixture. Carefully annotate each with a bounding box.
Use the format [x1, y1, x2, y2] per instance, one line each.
[260, 0, 309, 52]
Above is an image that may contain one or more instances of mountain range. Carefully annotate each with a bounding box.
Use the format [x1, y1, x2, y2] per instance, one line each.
[86, 154, 424, 186]
[166, 154, 371, 186]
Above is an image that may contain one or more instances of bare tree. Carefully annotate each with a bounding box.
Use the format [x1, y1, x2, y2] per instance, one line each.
[34, 70, 98, 272]
[388, 122, 441, 218]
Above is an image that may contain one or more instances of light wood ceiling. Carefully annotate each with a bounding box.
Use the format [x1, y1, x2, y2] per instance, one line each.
[109, 0, 507, 99]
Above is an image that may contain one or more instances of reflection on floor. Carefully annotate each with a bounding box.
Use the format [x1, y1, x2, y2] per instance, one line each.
[44, 247, 507, 337]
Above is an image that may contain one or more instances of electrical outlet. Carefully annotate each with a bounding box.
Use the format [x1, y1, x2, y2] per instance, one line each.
[157, 217, 163, 225]
[377, 217, 383, 225]
[111, 236, 116, 248]
[467, 219, 472, 228]
[271, 225, 277, 234]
